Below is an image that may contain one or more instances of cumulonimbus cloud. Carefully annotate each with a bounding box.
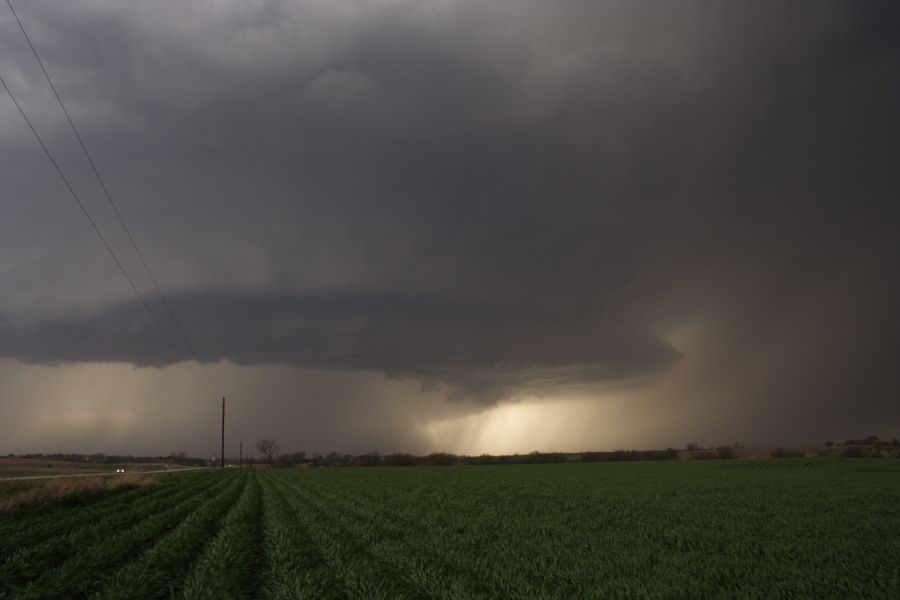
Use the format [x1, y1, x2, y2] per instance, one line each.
[1, 0, 898, 419]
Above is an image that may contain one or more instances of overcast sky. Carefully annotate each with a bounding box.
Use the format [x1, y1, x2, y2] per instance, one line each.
[1, 0, 899, 457]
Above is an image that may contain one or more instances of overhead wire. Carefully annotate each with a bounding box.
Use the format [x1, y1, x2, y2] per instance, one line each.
[5, 0, 223, 399]
[0, 75, 217, 400]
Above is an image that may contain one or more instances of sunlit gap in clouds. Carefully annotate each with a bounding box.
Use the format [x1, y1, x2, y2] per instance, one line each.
[419, 393, 635, 455]
[416, 328, 702, 455]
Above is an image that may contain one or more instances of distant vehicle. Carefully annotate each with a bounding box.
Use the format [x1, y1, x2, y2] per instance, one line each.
[115, 468, 125, 473]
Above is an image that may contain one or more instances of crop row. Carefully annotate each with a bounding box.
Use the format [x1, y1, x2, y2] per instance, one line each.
[0, 471, 246, 600]
[0, 471, 225, 586]
[90, 471, 247, 599]
[180, 472, 263, 599]
[0, 472, 202, 559]
[257, 463, 899, 599]
[2, 461, 897, 599]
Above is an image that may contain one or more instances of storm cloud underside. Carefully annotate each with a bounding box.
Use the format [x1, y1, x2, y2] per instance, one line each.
[1, 1, 899, 454]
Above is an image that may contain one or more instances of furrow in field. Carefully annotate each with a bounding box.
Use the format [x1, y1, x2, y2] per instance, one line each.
[0, 471, 223, 582]
[3, 472, 242, 600]
[90, 471, 248, 600]
[179, 472, 263, 600]
[257, 474, 342, 600]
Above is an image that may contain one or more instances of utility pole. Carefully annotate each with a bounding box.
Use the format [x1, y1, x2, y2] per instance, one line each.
[240, 440, 243, 468]
[221, 397, 225, 470]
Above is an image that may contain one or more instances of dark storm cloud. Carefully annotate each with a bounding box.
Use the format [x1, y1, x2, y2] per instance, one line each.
[1, 0, 899, 420]
[0, 291, 679, 401]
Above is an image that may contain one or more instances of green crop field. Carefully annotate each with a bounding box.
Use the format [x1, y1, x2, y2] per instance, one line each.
[0, 460, 897, 599]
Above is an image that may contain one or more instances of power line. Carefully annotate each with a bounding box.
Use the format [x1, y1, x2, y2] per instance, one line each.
[5, 0, 222, 398]
[0, 75, 215, 399]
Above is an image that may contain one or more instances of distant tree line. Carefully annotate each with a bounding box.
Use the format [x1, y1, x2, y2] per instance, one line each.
[831, 435, 900, 447]
[256, 447, 681, 468]
[824, 436, 899, 458]
[770, 447, 806, 459]
[5, 452, 208, 467]
[771, 435, 900, 459]
[689, 447, 740, 460]
[18, 434, 898, 471]
[258, 436, 900, 468]
[683, 437, 900, 460]
[683, 442, 743, 460]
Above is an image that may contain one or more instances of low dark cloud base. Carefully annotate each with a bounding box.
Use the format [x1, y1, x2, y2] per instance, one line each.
[0, 291, 680, 401]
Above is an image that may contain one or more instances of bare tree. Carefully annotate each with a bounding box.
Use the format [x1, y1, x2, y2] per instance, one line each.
[256, 439, 279, 466]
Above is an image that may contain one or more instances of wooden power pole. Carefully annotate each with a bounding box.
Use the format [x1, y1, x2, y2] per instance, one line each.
[240, 440, 243, 468]
[221, 397, 225, 470]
